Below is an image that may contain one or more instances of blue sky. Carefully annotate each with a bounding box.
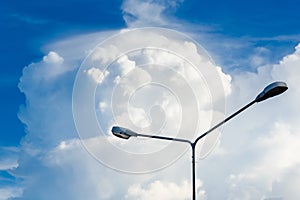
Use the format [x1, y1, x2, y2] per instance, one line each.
[1, 0, 300, 199]
[177, 0, 300, 36]
[0, 0, 124, 146]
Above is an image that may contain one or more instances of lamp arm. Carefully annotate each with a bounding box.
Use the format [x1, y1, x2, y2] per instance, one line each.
[136, 133, 192, 145]
[194, 99, 257, 145]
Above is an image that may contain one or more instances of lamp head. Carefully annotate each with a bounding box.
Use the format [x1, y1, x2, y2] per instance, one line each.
[111, 126, 138, 139]
[255, 81, 288, 102]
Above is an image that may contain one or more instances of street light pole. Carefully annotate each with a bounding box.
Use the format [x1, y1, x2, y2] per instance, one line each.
[190, 99, 256, 200]
[191, 143, 196, 200]
[111, 81, 288, 200]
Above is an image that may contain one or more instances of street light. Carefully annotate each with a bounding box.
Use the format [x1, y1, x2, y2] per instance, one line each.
[111, 81, 288, 200]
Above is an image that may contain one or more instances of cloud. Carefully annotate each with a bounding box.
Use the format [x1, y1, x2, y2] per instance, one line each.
[19, 51, 72, 85]
[210, 44, 300, 199]
[14, 25, 232, 199]
[70, 28, 230, 174]
[122, 0, 299, 75]
[125, 179, 206, 200]
[85, 67, 109, 84]
[117, 55, 136, 75]
[121, 0, 187, 28]
[122, 0, 166, 27]
[0, 147, 19, 171]
[0, 187, 23, 200]
[99, 101, 108, 112]
[43, 51, 64, 64]
[0, 158, 18, 171]
[11, 139, 118, 200]
[15, 34, 300, 199]
[225, 121, 300, 199]
[121, 0, 181, 27]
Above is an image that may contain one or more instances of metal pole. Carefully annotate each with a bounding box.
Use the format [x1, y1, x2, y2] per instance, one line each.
[191, 143, 196, 200]
[190, 100, 257, 200]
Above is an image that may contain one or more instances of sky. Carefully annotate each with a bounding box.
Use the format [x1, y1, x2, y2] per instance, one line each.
[0, 0, 300, 199]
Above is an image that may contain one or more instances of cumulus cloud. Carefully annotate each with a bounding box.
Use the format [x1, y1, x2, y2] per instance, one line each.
[43, 51, 64, 64]
[19, 51, 72, 84]
[117, 55, 136, 75]
[85, 67, 109, 84]
[14, 25, 233, 199]
[15, 36, 300, 199]
[125, 179, 206, 200]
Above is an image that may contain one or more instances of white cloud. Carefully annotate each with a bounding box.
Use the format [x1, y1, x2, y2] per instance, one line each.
[90, 45, 120, 64]
[214, 43, 300, 199]
[117, 55, 136, 75]
[99, 101, 108, 112]
[85, 67, 109, 84]
[122, 0, 166, 27]
[0, 147, 19, 170]
[216, 66, 232, 96]
[16, 30, 300, 200]
[121, 0, 185, 28]
[249, 47, 271, 67]
[0, 158, 18, 170]
[274, 165, 300, 200]
[43, 51, 64, 64]
[128, 106, 151, 128]
[15, 26, 231, 199]
[125, 179, 206, 200]
[0, 187, 23, 200]
[19, 51, 72, 83]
